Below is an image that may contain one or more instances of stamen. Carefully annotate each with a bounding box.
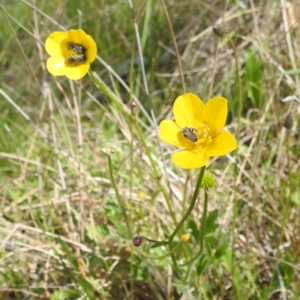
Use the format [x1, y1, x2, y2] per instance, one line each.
[179, 123, 212, 150]
[196, 123, 212, 146]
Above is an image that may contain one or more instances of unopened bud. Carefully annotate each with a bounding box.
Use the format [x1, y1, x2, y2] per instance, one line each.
[201, 171, 216, 190]
[213, 24, 229, 38]
[130, 101, 137, 110]
[132, 236, 142, 247]
[284, 112, 294, 130]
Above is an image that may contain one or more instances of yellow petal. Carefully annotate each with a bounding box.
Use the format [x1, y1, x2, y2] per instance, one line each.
[172, 149, 209, 169]
[59, 38, 71, 57]
[203, 96, 228, 136]
[86, 35, 97, 63]
[177, 129, 197, 150]
[64, 63, 90, 80]
[159, 120, 181, 147]
[173, 93, 205, 128]
[67, 29, 88, 47]
[206, 131, 237, 156]
[45, 31, 68, 56]
[46, 56, 67, 76]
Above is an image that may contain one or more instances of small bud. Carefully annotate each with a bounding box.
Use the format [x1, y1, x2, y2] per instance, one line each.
[138, 191, 146, 200]
[200, 171, 216, 190]
[130, 101, 137, 109]
[213, 24, 229, 38]
[132, 236, 142, 247]
[180, 234, 190, 243]
[124, 247, 132, 253]
[284, 112, 294, 130]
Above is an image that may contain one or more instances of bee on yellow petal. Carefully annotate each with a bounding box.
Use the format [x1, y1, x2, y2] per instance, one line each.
[181, 127, 198, 143]
[67, 42, 87, 65]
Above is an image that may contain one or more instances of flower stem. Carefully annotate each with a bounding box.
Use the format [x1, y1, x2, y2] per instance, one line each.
[229, 36, 242, 298]
[89, 68, 178, 228]
[88, 68, 128, 115]
[199, 189, 208, 251]
[106, 153, 131, 236]
[131, 113, 178, 227]
[134, 242, 183, 259]
[168, 166, 206, 244]
[183, 189, 209, 279]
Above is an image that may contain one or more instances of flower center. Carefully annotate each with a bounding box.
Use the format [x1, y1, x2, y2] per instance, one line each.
[195, 122, 212, 146]
[65, 42, 87, 66]
[180, 123, 212, 149]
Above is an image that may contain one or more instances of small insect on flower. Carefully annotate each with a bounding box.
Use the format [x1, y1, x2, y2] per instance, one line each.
[181, 127, 198, 142]
[67, 42, 87, 65]
[67, 54, 86, 64]
[67, 42, 86, 54]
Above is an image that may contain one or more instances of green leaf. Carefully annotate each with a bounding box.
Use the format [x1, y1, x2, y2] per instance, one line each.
[278, 252, 295, 286]
[205, 209, 219, 235]
[245, 50, 262, 107]
[57, 237, 78, 271]
[78, 277, 96, 300]
[50, 289, 79, 300]
[277, 68, 300, 75]
[187, 219, 199, 240]
[221, 246, 233, 270]
[196, 254, 209, 276]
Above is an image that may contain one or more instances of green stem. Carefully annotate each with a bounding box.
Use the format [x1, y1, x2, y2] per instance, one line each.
[144, 237, 168, 245]
[199, 189, 209, 250]
[88, 68, 128, 115]
[229, 36, 242, 299]
[171, 252, 183, 280]
[89, 68, 178, 228]
[184, 189, 209, 279]
[106, 153, 131, 236]
[168, 166, 206, 244]
[131, 113, 178, 227]
[229, 38, 242, 142]
[135, 242, 183, 259]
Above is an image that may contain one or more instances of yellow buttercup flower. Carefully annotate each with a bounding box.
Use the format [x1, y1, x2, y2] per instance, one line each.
[45, 29, 97, 80]
[159, 93, 237, 169]
[138, 191, 146, 200]
[180, 234, 190, 243]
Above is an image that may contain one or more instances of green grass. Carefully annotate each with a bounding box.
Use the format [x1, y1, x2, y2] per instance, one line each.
[0, 0, 300, 299]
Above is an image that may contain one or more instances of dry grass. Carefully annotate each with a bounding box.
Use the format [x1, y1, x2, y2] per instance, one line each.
[0, 0, 300, 299]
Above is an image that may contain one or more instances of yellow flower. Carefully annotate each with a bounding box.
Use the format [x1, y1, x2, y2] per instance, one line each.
[180, 234, 190, 243]
[159, 93, 237, 169]
[138, 191, 146, 200]
[45, 29, 97, 80]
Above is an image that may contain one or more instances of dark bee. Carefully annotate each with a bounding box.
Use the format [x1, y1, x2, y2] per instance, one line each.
[67, 42, 86, 54]
[67, 42, 87, 64]
[181, 127, 198, 142]
[67, 54, 86, 64]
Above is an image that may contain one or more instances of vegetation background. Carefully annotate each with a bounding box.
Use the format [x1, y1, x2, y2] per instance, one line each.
[0, 0, 299, 299]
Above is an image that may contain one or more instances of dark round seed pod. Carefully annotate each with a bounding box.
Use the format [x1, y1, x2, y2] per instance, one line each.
[132, 236, 142, 247]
